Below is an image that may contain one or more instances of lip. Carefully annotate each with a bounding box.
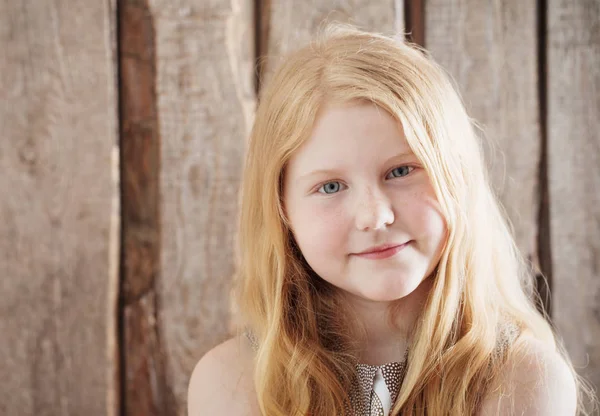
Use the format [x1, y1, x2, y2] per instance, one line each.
[353, 241, 411, 260]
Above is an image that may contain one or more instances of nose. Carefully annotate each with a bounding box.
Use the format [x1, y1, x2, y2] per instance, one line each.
[354, 187, 395, 231]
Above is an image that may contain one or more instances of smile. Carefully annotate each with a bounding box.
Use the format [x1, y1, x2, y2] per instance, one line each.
[352, 241, 411, 260]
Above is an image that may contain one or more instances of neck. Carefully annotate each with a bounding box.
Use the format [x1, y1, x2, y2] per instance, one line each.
[341, 276, 433, 366]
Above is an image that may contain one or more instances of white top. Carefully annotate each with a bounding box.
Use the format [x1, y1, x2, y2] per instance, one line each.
[373, 368, 392, 416]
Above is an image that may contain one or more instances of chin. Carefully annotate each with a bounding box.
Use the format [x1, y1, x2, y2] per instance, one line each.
[356, 275, 425, 302]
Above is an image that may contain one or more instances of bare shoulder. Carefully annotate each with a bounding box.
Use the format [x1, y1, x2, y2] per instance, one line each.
[479, 333, 577, 416]
[187, 335, 260, 416]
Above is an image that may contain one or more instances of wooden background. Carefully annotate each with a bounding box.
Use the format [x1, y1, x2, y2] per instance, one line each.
[0, 0, 598, 414]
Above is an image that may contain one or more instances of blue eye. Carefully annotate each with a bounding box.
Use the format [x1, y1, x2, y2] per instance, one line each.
[316, 167, 413, 195]
[318, 181, 343, 194]
[387, 166, 413, 179]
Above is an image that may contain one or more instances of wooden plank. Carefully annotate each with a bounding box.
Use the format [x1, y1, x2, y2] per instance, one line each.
[0, 1, 119, 415]
[143, 0, 255, 413]
[404, 0, 424, 46]
[118, 1, 168, 415]
[425, 2, 541, 283]
[548, 0, 600, 394]
[261, 0, 402, 86]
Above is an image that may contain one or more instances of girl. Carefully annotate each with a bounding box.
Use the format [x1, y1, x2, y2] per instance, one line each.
[188, 25, 595, 415]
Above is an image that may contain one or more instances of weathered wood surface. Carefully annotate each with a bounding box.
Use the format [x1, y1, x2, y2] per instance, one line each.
[261, 0, 402, 86]
[145, 0, 255, 413]
[405, 0, 424, 46]
[425, 2, 542, 283]
[0, 1, 119, 415]
[119, 1, 169, 415]
[548, 0, 600, 395]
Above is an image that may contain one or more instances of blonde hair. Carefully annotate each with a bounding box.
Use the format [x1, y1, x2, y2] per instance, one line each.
[231, 24, 595, 415]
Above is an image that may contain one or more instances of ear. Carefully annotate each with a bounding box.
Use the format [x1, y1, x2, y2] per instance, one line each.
[278, 200, 292, 232]
[278, 169, 292, 224]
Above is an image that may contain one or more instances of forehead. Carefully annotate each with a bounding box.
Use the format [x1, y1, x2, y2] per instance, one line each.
[286, 101, 411, 174]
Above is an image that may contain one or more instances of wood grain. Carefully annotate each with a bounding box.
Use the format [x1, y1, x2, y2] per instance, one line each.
[404, 0, 424, 46]
[261, 0, 402, 86]
[0, 1, 119, 415]
[547, 0, 600, 395]
[425, 1, 542, 280]
[146, 0, 255, 413]
[119, 1, 169, 415]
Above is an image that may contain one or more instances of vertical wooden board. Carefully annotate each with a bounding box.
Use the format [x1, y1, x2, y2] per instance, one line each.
[0, 1, 119, 416]
[404, 0, 425, 46]
[548, 0, 600, 393]
[425, 2, 541, 270]
[146, 0, 255, 413]
[263, 0, 402, 84]
[118, 1, 166, 415]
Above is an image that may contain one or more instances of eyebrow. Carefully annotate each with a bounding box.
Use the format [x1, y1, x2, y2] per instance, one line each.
[296, 150, 415, 183]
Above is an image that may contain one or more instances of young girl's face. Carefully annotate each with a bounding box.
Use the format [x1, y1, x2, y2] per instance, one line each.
[282, 100, 447, 302]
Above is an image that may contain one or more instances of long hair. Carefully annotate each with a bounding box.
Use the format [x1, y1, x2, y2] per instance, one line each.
[230, 24, 594, 415]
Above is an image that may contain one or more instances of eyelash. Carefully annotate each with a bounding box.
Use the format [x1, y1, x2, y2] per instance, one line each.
[315, 165, 415, 195]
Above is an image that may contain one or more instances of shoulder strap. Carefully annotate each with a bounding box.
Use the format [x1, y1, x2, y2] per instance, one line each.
[494, 320, 522, 359]
[244, 327, 259, 352]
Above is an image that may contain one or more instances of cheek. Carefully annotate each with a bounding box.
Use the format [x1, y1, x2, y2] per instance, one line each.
[289, 202, 348, 260]
[399, 191, 447, 248]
